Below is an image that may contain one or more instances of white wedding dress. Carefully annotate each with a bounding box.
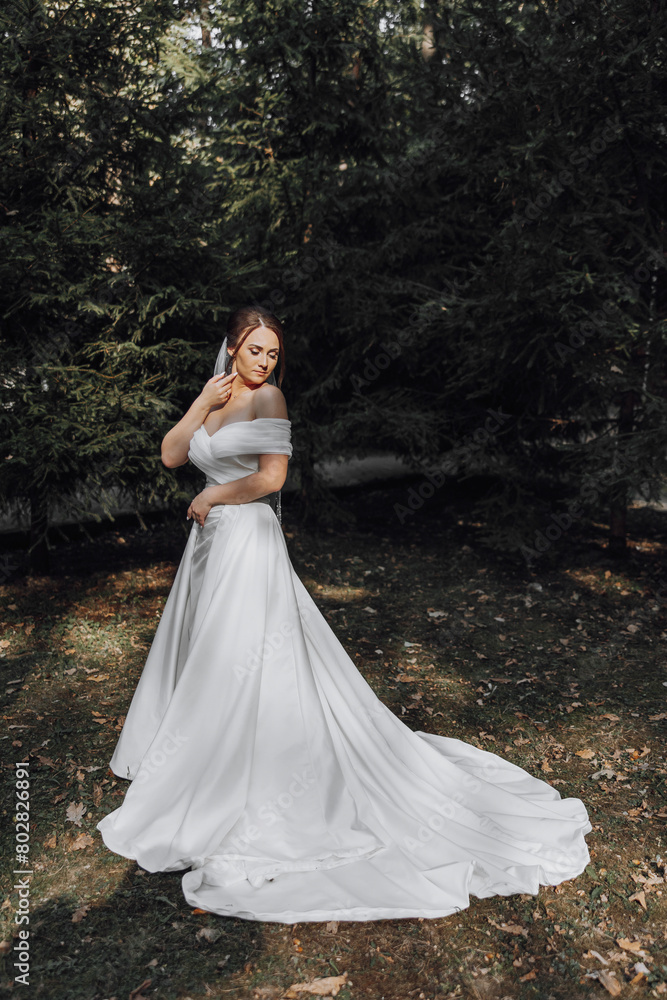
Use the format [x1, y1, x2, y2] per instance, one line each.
[97, 417, 593, 923]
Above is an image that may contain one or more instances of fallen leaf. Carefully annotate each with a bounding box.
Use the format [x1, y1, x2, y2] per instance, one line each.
[128, 979, 152, 1000]
[583, 949, 609, 965]
[628, 890, 647, 910]
[598, 969, 622, 996]
[283, 974, 348, 997]
[575, 749, 596, 759]
[196, 927, 221, 943]
[541, 759, 553, 772]
[190, 907, 208, 915]
[616, 937, 647, 954]
[487, 918, 528, 937]
[325, 921, 339, 933]
[649, 712, 667, 721]
[44, 833, 56, 849]
[70, 832, 94, 851]
[65, 802, 86, 826]
[71, 905, 90, 923]
[92, 784, 103, 807]
[146, 958, 158, 967]
[519, 969, 537, 981]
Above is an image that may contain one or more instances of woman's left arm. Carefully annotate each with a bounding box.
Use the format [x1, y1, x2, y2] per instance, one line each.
[193, 455, 288, 512]
[186, 385, 289, 524]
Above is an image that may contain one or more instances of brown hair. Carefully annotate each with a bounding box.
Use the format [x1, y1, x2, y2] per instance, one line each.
[226, 306, 286, 388]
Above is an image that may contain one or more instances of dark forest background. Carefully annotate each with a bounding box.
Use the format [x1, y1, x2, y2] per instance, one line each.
[1, 0, 666, 573]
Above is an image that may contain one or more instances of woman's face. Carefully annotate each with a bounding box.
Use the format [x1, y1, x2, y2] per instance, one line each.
[229, 326, 280, 385]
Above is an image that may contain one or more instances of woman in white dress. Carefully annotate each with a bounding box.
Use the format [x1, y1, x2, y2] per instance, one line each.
[97, 305, 593, 924]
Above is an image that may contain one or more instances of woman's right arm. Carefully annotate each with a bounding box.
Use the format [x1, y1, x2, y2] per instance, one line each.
[161, 372, 237, 468]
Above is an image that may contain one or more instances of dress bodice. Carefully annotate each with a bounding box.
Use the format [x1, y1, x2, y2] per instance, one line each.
[187, 417, 293, 491]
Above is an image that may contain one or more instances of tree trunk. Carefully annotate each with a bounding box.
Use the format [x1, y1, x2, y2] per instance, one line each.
[28, 485, 50, 575]
[608, 390, 635, 556]
[200, 2, 212, 48]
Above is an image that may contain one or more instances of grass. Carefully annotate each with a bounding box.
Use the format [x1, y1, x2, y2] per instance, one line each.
[1, 477, 667, 999]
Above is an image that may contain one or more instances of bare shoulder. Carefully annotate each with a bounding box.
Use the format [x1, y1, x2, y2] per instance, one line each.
[254, 383, 288, 420]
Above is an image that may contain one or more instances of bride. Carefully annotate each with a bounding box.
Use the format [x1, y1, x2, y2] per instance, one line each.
[97, 305, 593, 923]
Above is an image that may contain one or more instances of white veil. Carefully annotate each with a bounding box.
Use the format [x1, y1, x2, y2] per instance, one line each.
[213, 334, 282, 521]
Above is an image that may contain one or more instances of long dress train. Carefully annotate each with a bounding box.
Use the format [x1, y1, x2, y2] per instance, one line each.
[96, 417, 592, 923]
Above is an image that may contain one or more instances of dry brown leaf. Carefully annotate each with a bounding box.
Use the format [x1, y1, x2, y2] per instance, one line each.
[65, 801, 86, 826]
[44, 833, 56, 849]
[325, 921, 339, 933]
[70, 832, 94, 851]
[518, 969, 536, 981]
[190, 907, 208, 915]
[92, 784, 103, 807]
[575, 749, 596, 759]
[616, 937, 646, 954]
[487, 918, 528, 937]
[628, 890, 647, 910]
[598, 969, 622, 996]
[196, 927, 221, 943]
[541, 759, 553, 772]
[649, 712, 667, 721]
[582, 949, 609, 965]
[37, 756, 56, 768]
[128, 979, 152, 1000]
[71, 905, 90, 923]
[283, 973, 348, 997]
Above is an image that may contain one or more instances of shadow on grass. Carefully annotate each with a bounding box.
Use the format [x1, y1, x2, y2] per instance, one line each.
[25, 871, 265, 999]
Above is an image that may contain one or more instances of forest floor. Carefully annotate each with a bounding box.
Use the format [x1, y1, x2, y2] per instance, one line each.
[1, 477, 666, 1000]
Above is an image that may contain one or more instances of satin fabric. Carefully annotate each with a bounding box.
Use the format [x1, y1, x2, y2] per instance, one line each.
[97, 416, 592, 923]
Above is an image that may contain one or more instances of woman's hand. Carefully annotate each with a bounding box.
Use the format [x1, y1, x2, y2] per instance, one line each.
[198, 371, 238, 412]
[186, 489, 217, 527]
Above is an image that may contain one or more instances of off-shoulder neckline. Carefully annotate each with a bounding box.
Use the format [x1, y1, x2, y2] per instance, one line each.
[200, 416, 291, 441]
